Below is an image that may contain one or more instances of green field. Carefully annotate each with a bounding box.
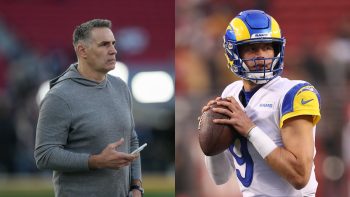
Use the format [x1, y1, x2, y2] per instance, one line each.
[0, 191, 174, 197]
[0, 174, 174, 197]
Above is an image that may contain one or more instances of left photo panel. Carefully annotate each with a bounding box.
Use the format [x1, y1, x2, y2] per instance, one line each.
[0, 1, 174, 197]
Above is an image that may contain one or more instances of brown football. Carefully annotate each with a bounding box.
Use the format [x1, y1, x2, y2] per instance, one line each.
[198, 103, 240, 156]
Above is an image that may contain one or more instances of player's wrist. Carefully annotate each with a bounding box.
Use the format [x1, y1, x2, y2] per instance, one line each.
[245, 125, 256, 137]
[88, 154, 102, 170]
[130, 184, 144, 196]
[247, 126, 277, 158]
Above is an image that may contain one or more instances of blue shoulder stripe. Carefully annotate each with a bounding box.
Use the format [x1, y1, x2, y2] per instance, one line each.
[282, 83, 312, 116]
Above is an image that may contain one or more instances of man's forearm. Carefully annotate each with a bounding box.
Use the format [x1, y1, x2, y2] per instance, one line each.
[205, 152, 232, 185]
[266, 147, 313, 190]
[35, 145, 90, 172]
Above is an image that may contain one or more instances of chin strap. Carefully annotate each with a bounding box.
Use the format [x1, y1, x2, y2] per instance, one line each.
[246, 72, 274, 84]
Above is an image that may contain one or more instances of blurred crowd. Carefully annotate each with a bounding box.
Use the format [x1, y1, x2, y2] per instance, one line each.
[175, 0, 350, 196]
[0, 19, 66, 174]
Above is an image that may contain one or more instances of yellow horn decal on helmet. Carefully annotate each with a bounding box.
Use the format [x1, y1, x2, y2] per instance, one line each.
[230, 18, 250, 41]
[224, 53, 233, 69]
[226, 24, 233, 31]
[271, 17, 281, 38]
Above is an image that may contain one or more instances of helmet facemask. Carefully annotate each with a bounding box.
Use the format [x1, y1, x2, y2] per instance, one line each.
[224, 38, 285, 84]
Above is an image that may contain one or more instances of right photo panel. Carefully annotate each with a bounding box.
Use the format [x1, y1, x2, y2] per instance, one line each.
[176, 1, 350, 196]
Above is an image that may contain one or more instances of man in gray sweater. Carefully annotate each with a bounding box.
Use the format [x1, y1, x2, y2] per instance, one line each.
[34, 19, 143, 197]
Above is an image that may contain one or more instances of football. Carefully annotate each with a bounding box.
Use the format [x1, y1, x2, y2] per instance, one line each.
[198, 103, 239, 156]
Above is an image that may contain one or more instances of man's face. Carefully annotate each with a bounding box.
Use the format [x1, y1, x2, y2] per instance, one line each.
[240, 43, 275, 71]
[84, 27, 117, 73]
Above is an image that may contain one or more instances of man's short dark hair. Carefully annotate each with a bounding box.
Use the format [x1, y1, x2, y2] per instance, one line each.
[73, 19, 112, 47]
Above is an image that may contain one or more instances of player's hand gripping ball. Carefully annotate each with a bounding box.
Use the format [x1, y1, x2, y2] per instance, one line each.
[198, 102, 240, 156]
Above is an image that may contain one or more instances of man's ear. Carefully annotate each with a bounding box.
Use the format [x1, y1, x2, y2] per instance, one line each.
[76, 43, 88, 59]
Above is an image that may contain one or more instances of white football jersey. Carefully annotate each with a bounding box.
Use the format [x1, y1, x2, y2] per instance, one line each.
[217, 76, 321, 197]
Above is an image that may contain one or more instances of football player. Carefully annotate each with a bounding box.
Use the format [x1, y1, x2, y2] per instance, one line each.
[202, 10, 321, 196]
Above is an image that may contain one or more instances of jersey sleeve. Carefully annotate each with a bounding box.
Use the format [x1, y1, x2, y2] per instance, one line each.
[280, 83, 321, 128]
[221, 81, 243, 98]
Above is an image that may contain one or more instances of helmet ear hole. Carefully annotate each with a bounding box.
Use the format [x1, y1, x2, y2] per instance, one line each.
[272, 42, 281, 57]
[237, 45, 243, 57]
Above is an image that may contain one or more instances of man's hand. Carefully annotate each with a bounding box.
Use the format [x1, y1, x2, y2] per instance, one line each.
[129, 179, 143, 197]
[212, 96, 255, 137]
[88, 138, 138, 170]
[201, 97, 222, 114]
[131, 189, 142, 197]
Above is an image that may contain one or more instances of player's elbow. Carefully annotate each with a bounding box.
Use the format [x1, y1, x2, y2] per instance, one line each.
[290, 176, 309, 190]
[289, 170, 311, 190]
[34, 153, 47, 170]
[34, 148, 51, 170]
[289, 157, 313, 189]
[212, 174, 230, 185]
[35, 160, 47, 170]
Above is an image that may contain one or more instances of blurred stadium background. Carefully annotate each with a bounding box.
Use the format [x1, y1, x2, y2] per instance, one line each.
[0, 0, 174, 196]
[176, 0, 350, 196]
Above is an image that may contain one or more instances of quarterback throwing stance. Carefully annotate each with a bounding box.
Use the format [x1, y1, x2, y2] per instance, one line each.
[202, 10, 321, 196]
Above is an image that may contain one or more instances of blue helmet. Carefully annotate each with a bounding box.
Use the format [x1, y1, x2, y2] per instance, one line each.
[223, 10, 286, 84]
